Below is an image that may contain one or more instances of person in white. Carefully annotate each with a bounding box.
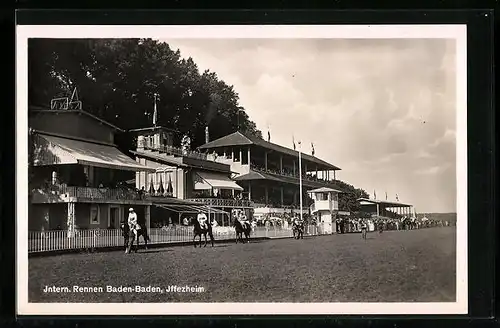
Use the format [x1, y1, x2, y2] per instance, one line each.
[128, 208, 140, 237]
[197, 213, 208, 230]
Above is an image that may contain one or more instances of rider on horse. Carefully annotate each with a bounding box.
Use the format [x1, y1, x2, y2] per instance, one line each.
[128, 208, 141, 237]
[197, 213, 208, 230]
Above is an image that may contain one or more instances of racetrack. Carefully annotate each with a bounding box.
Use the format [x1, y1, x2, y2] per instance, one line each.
[28, 227, 456, 303]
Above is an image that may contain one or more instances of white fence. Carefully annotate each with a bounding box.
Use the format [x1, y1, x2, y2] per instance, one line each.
[28, 225, 319, 253]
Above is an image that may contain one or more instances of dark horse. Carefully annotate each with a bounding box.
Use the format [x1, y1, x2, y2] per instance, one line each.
[234, 218, 251, 244]
[292, 220, 305, 239]
[120, 221, 150, 254]
[191, 218, 215, 248]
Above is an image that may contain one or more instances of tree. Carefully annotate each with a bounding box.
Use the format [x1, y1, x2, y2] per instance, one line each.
[28, 38, 262, 154]
[330, 179, 369, 213]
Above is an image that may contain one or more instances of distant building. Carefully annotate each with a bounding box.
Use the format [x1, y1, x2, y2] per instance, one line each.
[197, 131, 342, 220]
[28, 106, 154, 236]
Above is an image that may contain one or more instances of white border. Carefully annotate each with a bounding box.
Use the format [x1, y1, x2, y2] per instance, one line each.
[16, 24, 468, 315]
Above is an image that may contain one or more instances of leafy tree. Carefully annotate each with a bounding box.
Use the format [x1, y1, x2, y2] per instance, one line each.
[28, 38, 262, 153]
[330, 179, 370, 213]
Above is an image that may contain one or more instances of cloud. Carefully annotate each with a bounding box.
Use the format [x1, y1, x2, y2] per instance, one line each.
[162, 38, 457, 212]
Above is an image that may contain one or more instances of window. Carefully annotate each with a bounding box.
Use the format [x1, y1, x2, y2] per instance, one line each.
[90, 204, 100, 225]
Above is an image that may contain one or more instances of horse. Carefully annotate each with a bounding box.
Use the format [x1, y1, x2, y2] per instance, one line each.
[234, 218, 251, 244]
[120, 221, 150, 254]
[191, 217, 215, 248]
[292, 220, 305, 239]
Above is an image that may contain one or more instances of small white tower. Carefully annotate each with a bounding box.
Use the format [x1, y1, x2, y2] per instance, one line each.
[307, 187, 342, 234]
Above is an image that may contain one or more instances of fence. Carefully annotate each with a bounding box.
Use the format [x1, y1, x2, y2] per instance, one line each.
[28, 225, 319, 253]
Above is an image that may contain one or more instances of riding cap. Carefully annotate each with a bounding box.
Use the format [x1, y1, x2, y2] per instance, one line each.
[129, 208, 134, 212]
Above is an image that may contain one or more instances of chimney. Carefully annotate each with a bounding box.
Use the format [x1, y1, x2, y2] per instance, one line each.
[205, 126, 209, 144]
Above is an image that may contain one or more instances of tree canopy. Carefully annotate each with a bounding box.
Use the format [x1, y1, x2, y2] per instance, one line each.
[28, 38, 262, 149]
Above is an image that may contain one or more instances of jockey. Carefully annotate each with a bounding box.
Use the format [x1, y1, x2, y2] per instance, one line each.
[197, 213, 208, 230]
[128, 208, 140, 236]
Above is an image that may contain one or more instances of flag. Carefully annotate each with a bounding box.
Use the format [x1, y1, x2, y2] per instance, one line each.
[374, 190, 376, 199]
[267, 130, 271, 142]
[311, 142, 315, 156]
[396, 193, 399, 201]
[385, 192, 387, 200]
[153, 93, 158, 126]
[292, 135, 296, 150]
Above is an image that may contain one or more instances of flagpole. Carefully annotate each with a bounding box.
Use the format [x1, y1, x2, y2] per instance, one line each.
[298, 141, 303, 222]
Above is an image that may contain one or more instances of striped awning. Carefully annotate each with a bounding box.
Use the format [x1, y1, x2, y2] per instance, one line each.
[33, 133, 155, 172]
[193, 171, 243, 191]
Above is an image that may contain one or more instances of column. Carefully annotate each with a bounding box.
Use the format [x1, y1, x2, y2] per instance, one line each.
[145, 205, 151, 230]
[265, 186, 269, 205]
[304, 163, 308, 175]
[280, 186, 284, 206]
[265, 151, 268, 171]
[376, 204, 380, 217]
[280, 155, 283, 173]
[293, 160, 296, 175]
[67, 202, 76, 238]
[333, 170, 336, 180]
[248, 182, 252, 200]
[247, 147, 251, 166]
[239, 148, 243, 163]
[231, 149, 235, 162]
[316, 167, 318, 179]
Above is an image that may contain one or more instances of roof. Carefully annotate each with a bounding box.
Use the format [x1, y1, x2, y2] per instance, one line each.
[308, 187, 343, 194]
[29, 106, 124, 132]
[234, 169, 331, 189]
[35, 133, 155, 172]
[198, 131, 341, 171]
[357, 198, 412, 207]
[153, 200, 229, 215]
[128, 126, 178, 134]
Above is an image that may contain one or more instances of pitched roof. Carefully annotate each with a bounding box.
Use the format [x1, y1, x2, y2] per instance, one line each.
[198, 131, 341, 171]
[357, 198, 412, 207]
[308, 187, 343, 193]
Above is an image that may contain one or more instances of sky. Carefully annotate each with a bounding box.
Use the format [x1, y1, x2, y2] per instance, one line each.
[160, 38, 457, 213]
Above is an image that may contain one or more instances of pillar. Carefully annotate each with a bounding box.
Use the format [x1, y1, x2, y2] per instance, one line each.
[265, 151, 268, 171]
[293, 160, 296, 175]
[145, 205, 151, 230]
[231, 149, 235, 161]
[280, 187, 284, 206]
[265, 186, 269, 205]
[316, 167, 318, 178]
[239, 148, 243, 163]
[247, 147, 251, 166]
[376, 204, 380, 217]
[334, 170, 336, 180]
[67, 202, 76, 238]
[280, 155, 283, 173]
[248, 182, 252, 200]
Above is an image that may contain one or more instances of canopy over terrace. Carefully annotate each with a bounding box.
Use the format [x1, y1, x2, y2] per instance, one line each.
[358, 198, 414, 218]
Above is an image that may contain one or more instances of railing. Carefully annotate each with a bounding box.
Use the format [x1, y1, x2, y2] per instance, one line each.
[249, 164, 337, 186]
[28, 225, 318, 253]
[186, 198, 253, 208]
[144, 144, 208, 161]
[32, 185, 144, 202]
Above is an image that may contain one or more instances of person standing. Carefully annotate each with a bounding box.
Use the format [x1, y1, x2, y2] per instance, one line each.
[361, 220, 368, 240]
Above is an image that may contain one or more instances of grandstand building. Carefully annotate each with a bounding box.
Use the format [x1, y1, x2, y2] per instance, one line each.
[28, 106, 155, 235]
[197, 131, 342, 220]
[129, 126, 252, 227]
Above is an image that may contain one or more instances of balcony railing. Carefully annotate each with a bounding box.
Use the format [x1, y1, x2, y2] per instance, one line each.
[32, 184, 145, 202]
[144, 144, 208, 161]
[249, 163, 337, 186]
[186, 198, 253, 208]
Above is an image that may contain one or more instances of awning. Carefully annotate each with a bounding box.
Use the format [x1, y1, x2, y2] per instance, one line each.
[155, 204, 229, 215]
[193, 171, 243, 191]
[34, 134, 155, 172]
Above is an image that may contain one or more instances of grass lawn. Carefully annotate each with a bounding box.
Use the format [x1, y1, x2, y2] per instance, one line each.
[28, 227, 456, 303]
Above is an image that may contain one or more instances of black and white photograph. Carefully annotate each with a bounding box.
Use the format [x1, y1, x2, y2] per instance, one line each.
[16, 25, 467, 315]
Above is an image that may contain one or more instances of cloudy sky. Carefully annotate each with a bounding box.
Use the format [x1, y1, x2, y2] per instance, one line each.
[161, 38, 457, 213]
